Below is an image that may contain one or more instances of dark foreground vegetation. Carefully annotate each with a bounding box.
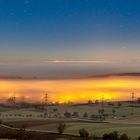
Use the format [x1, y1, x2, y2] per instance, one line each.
[0, 125, 85, 140]
[0, 124, 139, 140]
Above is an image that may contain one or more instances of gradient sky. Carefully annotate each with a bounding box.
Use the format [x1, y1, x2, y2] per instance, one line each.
[0, 0, 140, 63]
[0, 0, 140, 102]
[0, 0, 140, 78]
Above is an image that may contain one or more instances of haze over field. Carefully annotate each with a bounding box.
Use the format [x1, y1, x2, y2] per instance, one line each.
[0, 75, 139, 103]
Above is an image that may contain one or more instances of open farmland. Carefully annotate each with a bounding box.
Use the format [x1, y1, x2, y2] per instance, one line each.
[0, 101, 139, 139]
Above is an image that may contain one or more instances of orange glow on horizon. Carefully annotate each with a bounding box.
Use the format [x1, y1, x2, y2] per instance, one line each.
[0, 76, 139, 103]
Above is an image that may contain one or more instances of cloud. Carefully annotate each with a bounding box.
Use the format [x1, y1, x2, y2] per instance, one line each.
[45, 60, 112, 64]
[1, 72, 140, 80]
[89, 72, 140, 78]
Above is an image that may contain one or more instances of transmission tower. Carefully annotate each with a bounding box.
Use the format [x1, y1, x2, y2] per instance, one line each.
[44, 91, 48, 115]
[131, 92, 135, 115]
[101, 94, 104, 111]
[12, 91, 16, 104]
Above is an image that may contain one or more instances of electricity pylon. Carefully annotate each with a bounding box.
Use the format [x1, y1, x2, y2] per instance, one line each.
[131, 92, 135, 115]
[44, 91, 48, 115]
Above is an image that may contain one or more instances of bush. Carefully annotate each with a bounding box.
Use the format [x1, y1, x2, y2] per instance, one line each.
[90, 114, 96, 120]
[64, 112, 71, 118]
[0, 120, 2, 124]
[122, 115, 126, 118]
[79, 128, 89, 137]
[83, 112, 88, 118]
[57, 123, 66, 134]
[119, 133, 129, 140]
[53, 108, 58, 112]
[72, 112, 79, 118]
[103, 131, 119, 140]
[103, 133, 109, 140]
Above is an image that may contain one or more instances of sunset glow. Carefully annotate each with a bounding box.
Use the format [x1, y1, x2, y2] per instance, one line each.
[0, 76, 139, 103]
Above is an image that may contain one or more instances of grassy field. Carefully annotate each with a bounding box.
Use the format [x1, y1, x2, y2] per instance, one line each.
[0, 102, 139, 138]
[28, 121, 140, 137]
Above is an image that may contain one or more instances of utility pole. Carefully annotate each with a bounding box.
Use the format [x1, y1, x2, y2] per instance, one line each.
[101, 94, 105, 117]
[101, 94, 104, 111]
[12, 91, 16, 105]
[131, 92, 135, 115]
[44, 91, 48, 115]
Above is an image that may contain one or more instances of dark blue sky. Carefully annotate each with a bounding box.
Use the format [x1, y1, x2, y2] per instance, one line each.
[0, 0, 140, 78]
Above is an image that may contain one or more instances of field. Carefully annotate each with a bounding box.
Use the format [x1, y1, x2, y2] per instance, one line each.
[0, 102, 140, 139]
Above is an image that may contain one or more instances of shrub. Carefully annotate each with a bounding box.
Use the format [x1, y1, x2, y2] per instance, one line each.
[53, 108, 58, 112]
[79, 128, 89, 137]
[0, 119, 2, 124]
[103, 133, 109, 140]
[72, 112, 79, 118]
[122, 115, 126, 118]
[103, 131, 119, 140]
[112, 109, 116, 115]
[64, 112, 71, 118]
[119, 133, 130, 140]
[118, 102, 122, 107]
[57, 123, 66, 134]
[109, 131, 119, 140]
[83, 112, 88, 118]
[90, 114, 96, 120]
[98, 109, 104, 116]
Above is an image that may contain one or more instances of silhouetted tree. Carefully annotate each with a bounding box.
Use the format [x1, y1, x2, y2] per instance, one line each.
[98, 109, 105, 120]
[98, 109, 104, 115]
[119, 133, 129, 140]
[79, 128, 89, 137]
[88, 100, 93, 104]
[7, 96, 16, 105]
[137, 98, 140, 103]
[83, 112, 88, 118]
[112, 109, 116, 117]
[53, 108, 58, 112]
[90, 114, 96, 120]
[57, 123, 66, 134]
[0, 119, 2, 124]
[103, 131, 119, 140]
[108, 102, 114, 106]
[95, 100, 99, 105]
[118, 102, 122, 108]
[64, 112, 71, 118]
[72, 112, 79, 118]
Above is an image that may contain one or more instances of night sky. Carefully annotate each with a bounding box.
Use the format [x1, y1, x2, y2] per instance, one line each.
[0, 0, 140, 78]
